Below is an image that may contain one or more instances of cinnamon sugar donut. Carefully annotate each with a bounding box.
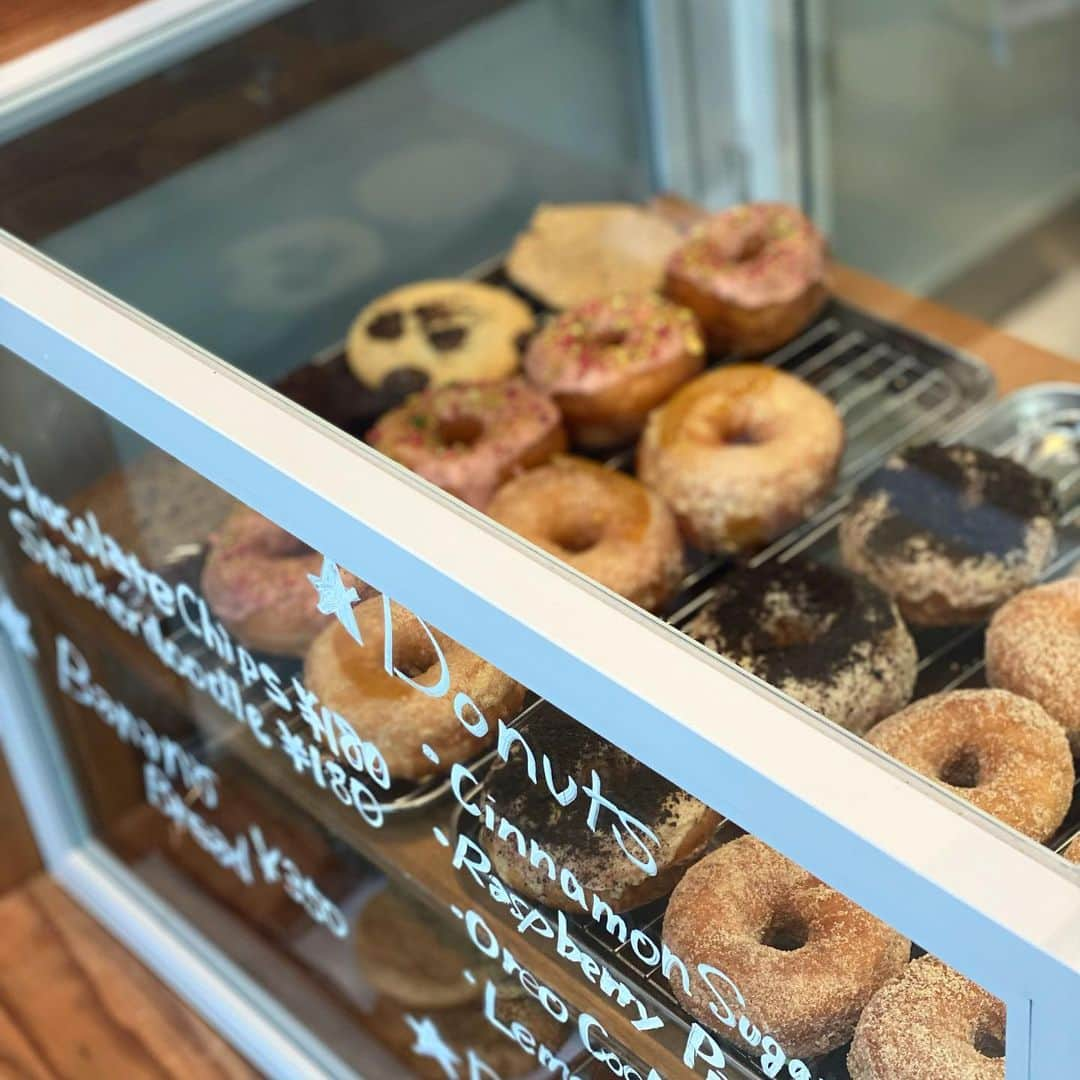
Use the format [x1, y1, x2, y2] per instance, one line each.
[866, 690, 1073, 841]
[986, 578, 1080, 750]
[201, 505, 375, 657]
[637, 365, 844, 553]
[840, 443, 1057, 626]
[664, 202, 828, 355]
[662, 836, 910, 1060]
[683, 559, 916, 733]
[523, 292, 704, 447]
[367, 379, 566, 509]
[483, 711, 720, 912]
[305, 597, 524, 782]
[487, 456, 685, 612]
[849, 955, 1005, 1080]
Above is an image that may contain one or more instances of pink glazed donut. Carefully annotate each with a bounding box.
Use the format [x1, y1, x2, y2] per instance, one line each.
[201, 505, 374, 657]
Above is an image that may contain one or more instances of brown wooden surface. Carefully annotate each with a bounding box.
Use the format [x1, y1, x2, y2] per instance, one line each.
[0, 751, 40, 894]
[0, 0, 143, 63]
[0, 874, 257, 1079]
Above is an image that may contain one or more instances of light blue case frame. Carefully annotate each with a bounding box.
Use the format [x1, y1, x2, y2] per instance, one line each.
[2, 233, 1080, 1079]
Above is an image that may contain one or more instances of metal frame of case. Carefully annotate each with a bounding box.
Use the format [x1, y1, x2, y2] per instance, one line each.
[3, 233, 1080, 1079]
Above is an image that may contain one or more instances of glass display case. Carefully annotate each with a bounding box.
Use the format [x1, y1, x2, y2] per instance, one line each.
[2, 3, 1079, 1079]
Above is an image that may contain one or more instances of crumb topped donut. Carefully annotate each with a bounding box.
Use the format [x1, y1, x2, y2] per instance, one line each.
[662, 836, 910, 1060]
[986, 578, 1080, 750]
[866, 689, 1073, 841]
[201, 505, 375, 657]
[346, 280, 534, 390]
[523, 292, 705, 447]
[482, 711, 720, 912]
[487, 456, 685, 611]
[664, 202, 828, 355]
[840, 443, 1057, 626]
[367, 379, 566, 509]
[849, 955, 1005, 1080]
[305, 597, 524, 782]
[637, 365, 844, 552]
[683, 559, 916, 733]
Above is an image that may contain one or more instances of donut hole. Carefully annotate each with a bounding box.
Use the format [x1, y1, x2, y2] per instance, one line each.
[734, 233, 767, 264]
[583, 328, 628, 350]
[972, 1027, 1005, 1060]
[759, 912, 809, 952]
[436, 415, 485, 449]
[391, 639, 438, 681]
[940, 747, 982, 789]
[765, 613, 827, 649]
[551, 517, 606, 555]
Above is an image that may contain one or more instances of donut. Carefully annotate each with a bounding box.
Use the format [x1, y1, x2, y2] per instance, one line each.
[662, 836, 910, 1060]
[505, 203, 683, 310]
[304, 597, 525, 782]
[637, 365, 844, 553]
[486, 456, 685, 612]
[523, 292, 705, 447]
[366, 379, 566, 509]
[839, 443, 1057, 626]
[986, 578, 1080, 750]
[865, 690, 1073, 842]
[664, 202, 828, 355]
[848, 955, 1005, 1080]
[482, 711, 720, 912]
[683, 559, 917, 733]
[353, 885, 491, 1008]
[1064, 834, 1080, 864]
[346, 280, 534, 390]
[200, 505, 375, 657]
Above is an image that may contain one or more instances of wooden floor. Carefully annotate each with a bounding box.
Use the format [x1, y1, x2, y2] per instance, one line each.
[0, 875, 257, 1079]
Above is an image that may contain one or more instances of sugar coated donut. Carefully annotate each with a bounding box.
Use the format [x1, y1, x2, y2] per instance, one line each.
[305, 597, 524, 782]
[201, 505, 375, 657]
[986, 578, 1080, 750]
[664, 202, 828, 355]
[662, 836, 910, 1060]
[683, 559, 916, 733]
[637, 365, 844, 553]
[523, 292, 705, 447]
[866, 689, 1073, 841]
[346, 280, 534, 390]
[849, 955, 1004, 1080]
[487, 456, 685, 612]
[840, 443, 1057, 626]
[483, 711, 720, 912]
[367, 379, 566, 509]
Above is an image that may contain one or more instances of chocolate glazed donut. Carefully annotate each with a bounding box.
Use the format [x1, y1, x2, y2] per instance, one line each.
[683, 559, 917, 733]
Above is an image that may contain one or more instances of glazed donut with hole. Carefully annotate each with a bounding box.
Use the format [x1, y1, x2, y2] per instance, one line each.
[487, 456, 685, 611]
[366, 378, 566, 509]
[523, 291, 705, 447]
[637, 364, 844, 553]
[866, 689, 1073, 842]
[201, 504, 375, 657]
[662, 835, 910, 1060]
[304, 596, 525, 782]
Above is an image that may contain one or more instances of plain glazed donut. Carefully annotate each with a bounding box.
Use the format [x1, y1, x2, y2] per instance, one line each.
[201, 505, 375, 657]
[848, 955, 1005, 1080]
[523, 292, 705, 447]
[683, 559, 916, 733]
[486, 456, 685, 612]
[304, 597, 525, 782]
[662, 836, 910, 1060]
[664, 202, 828, 355]
[483, 711, 720, 912]
[840, 443, 1057, 626]
[866, 690, 1073, 841]
[366, 379, 566, 509]
[637, 365, 844, 553]
[986, 578, 1080, 750]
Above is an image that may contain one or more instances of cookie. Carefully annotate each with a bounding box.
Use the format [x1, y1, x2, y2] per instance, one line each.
[346, 280, 534, 390]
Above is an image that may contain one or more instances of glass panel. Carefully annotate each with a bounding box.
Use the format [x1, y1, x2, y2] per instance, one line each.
[0, 334, 1017, 1080]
